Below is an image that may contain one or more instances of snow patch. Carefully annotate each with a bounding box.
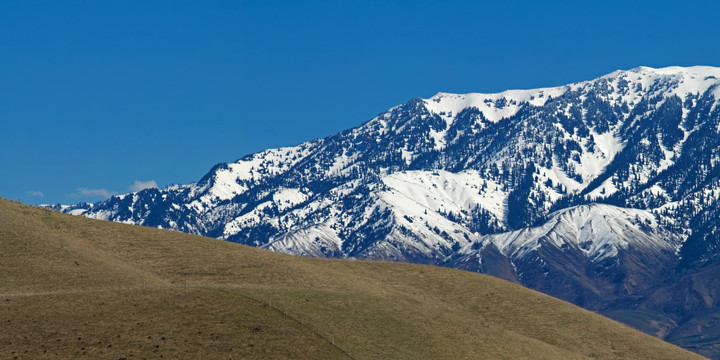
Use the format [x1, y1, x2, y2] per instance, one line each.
[463, 204, 679, 262]
[424, 87, 568, 124]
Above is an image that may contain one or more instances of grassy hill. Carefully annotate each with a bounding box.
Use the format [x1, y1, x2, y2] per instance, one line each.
[0, 198, 705, 359]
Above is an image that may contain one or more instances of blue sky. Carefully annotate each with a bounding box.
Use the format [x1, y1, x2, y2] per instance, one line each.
[2, 0, 719, 205]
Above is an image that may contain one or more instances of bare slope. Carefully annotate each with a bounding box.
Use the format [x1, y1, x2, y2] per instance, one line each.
[0, 199, 704, 359]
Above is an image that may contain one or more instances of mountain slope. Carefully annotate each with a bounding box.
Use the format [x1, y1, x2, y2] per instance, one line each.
[56, 66, 720, 260]
[449, 204, 680, 309]
[1, 198, 704, 359]
[51, 65, 720, 357]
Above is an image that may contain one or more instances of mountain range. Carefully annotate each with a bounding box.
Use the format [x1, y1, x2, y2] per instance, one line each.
[52, 65, 720, 358]
[4, 198, 702, 359]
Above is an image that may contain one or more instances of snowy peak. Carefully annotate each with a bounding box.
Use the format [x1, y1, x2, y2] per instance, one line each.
[625, 65, 720, 79]
[539, 204, 677, 260]
[590, 65, 720, 110]
[412, 66, 720, 157]
[424, 66, 720, 122]
[462, 204, 679, 264]
[424, 86, 567, 123]
[56, 65, 720, 248]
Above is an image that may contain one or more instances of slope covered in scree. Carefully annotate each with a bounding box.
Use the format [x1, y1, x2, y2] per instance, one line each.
[0, 198, 703, 359]
[51, 65, 720, 357]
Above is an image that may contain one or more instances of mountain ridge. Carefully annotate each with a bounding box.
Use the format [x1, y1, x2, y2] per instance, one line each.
[49, 65, 720, 357]
[3, 198, 703, 359]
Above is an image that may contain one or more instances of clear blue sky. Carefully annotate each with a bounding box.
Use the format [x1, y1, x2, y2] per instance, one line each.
[2, 0, 719, 205]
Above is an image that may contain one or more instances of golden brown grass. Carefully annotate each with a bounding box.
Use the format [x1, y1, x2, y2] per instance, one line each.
[0, 199, 706, 359]
[2, 288, 344, 359]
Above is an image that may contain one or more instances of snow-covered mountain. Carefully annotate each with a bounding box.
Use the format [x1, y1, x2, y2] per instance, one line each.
[52, 65, 720, 357]
[449, 203, 681, 307]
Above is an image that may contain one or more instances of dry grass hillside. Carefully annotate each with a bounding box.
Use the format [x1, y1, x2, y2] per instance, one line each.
[0, 198, 705, 359]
